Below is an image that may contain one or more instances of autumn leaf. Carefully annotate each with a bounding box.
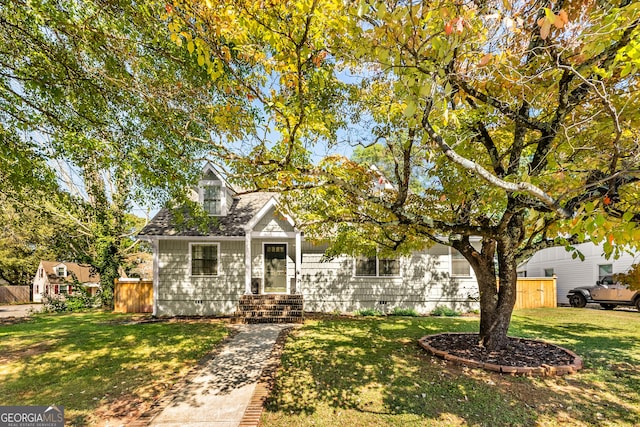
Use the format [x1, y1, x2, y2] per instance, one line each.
[478, 53, 492, 67]
[537, 17, 551, 40]
[444, 21, 453, 35]
[454, 17, 464, 34]
[558, 10, 569, 26]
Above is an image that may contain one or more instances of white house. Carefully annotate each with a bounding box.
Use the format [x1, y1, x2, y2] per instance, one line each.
[137, 164, 480, 318]
[522, 242, 639, 305]
[32, 261, 101, 302]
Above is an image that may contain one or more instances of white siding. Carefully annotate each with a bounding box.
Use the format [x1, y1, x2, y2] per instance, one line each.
[253, 207, 294, 233]
[299, 243, 479, 314]
[156, 239, 245, 316]
[32, 263, 46, 303]
[524, 242, 639, 304]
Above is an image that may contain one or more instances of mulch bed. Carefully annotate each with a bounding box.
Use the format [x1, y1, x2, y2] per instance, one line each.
[419, 333, 583, 376]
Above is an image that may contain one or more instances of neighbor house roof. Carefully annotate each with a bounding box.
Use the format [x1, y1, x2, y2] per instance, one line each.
[138, 192, 276, 237]
[40, 261, 100, 284]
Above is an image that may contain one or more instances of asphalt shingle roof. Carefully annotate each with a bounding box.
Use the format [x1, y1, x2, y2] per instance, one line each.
[138, 192, 275, 237]
[40, 261, 100, 284]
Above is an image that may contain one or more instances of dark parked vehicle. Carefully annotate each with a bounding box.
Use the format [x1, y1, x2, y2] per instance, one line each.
[567, 276, 640, 311]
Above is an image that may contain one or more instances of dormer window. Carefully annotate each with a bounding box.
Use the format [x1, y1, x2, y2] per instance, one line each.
[56, 266, 67, 277]
[198, 163, 231, 216]
[202, 185, 221, 215]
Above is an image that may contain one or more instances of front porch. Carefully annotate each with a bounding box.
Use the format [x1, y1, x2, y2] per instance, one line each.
[243, 197, 302, 296]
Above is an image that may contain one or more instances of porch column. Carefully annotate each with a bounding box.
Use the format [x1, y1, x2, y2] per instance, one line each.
[295, 231, 301, 294]
[152, 239, 159, 316]
[244, 233, 252, 294]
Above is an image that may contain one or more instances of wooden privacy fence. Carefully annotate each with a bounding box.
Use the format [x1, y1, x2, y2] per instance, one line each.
[0, 286, 31, 303]
[114, 279, 153, 313]
[513, 277, 557, 309]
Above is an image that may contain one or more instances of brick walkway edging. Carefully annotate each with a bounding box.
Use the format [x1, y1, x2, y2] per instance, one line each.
[239, 325, 296, 427]
[418, 332, 583, 376]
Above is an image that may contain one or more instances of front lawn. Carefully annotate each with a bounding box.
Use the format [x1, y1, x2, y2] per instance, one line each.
[263, 308, 640, 426]
[0, 311, 228, 426]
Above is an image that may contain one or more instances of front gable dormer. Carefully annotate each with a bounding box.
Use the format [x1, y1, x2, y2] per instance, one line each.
[54, 263, 67, 278]
[198, 163, 233, 216]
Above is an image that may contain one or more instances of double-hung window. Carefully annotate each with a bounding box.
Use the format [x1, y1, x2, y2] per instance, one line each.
[202, 185, 221, 215]
[450, 249, 471, 277]
[355, 256, 400, 277]
[191, 244, 219, 276]
[56, 266, 66, 277]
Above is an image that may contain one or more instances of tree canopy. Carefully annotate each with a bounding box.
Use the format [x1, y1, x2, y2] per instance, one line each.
[2, 0, 639, 345]
[166, 0, 640, 348]
[0, 0, 238, 303]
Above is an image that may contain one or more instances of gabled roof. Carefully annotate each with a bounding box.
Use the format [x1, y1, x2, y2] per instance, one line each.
[39, 261, 100, 284]
[200, 162, 236, 193]
[138, 192, 277, 237]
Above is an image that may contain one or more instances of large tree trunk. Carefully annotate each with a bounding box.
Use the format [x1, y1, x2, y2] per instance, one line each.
[456, 214, 524, 351]
[477, 250, 519, 351]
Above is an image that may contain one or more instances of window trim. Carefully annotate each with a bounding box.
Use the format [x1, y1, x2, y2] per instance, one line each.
[353, 255, 402, 278]
[198, 179, 227, 216]
[598, 263, 613, 282]
[189, 242, 220, 277]
[450, 248, 471, 278]
[55, 265, 67, 277]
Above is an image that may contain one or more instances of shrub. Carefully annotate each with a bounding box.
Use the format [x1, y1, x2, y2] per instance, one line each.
[430, 305, 461, 317]
[354, 308, 384, 316]
[390, 307, 419, 317]
[42, 295, 68, 313]
[42, 285, 99, 313]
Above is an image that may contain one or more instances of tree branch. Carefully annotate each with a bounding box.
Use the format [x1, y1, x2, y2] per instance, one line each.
[421, 101, 572, 218]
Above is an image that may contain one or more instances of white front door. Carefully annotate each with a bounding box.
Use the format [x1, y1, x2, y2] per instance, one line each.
[264, 243, 287, 293]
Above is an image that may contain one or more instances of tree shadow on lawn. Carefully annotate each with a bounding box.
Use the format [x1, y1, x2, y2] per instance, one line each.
[0, 312, 227, 426]
[264, 316, 640, 426]
[510, 317, 640, 368]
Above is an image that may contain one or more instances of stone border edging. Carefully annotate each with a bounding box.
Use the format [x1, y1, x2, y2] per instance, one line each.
[239, 324, 296, 427]
[418, 332, 583, 376]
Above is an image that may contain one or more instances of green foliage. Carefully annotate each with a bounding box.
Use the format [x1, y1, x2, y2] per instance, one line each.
[0, 195, 87, 286]
[614, 264, 640, 292]
[41, 296, 69, 313]
[263, 310, 640, 426]
[430, 305, 461, 317]
[354, 308, 385, 317]
[42, 284, 99, 313]
[0, 312, 228, 425]
[0, 0, 236, 300]
[390, 307, 420, 317]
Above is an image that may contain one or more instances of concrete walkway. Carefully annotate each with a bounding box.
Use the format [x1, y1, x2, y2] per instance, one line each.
[147, 323, 289, 427]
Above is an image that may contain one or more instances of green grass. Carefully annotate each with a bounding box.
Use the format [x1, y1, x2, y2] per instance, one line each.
[0, 311, 228, 426]
[263, 308, 640, 426]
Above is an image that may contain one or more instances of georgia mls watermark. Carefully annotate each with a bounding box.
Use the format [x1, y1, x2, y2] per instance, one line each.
[0, 406, 64, 427]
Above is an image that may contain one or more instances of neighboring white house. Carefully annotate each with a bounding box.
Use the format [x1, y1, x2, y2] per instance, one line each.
[32, 261, 101, 302]
[137, 163, 481, 317]
[522, 242, 639, 305]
